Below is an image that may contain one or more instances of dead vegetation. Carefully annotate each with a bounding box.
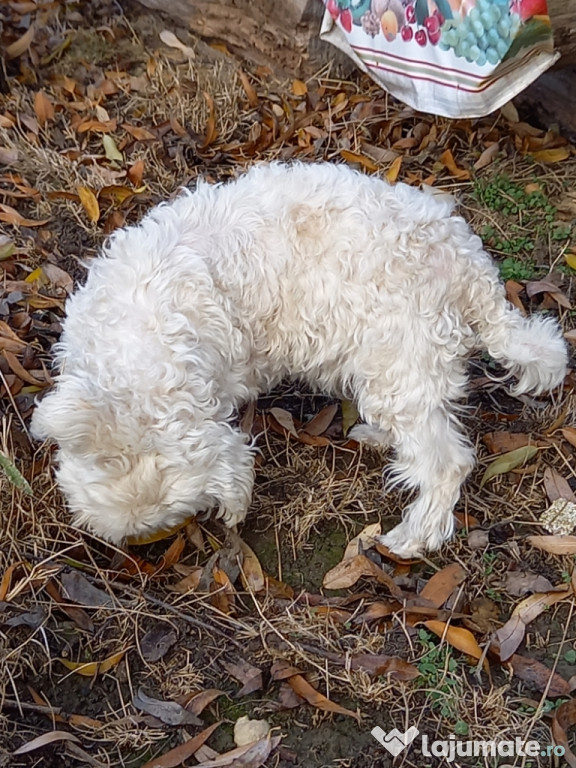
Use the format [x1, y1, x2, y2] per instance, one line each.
[2, 1, 576, 767]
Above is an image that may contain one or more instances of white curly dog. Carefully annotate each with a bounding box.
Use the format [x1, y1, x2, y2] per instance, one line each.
[32, 162, 567, 557]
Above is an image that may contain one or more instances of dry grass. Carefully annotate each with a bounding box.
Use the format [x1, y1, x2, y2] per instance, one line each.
[2, 1, 576, 766]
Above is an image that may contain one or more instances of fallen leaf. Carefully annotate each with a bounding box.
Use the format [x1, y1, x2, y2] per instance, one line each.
[0, 451, 32, 494]
[495, 588, 571, 660]
[128, 159, 145, 187]
[302, 404, 338, 436]
[482, 432, 538, 454]
[562, 426, 576, 448]
[45, 580, 93, 632]
[508, 654, 570, 697]
[238, 70, 258, 108]
[238, 538, 265, 593]
[140, 722, 222, 768]
[552, 699, 576, 768]
[13, 731, 80, 755]
[292, 79, 307, 97]
[140, 625, 178, 662]
[159, 29, 196, 59]
[202, 92, 217, 149]
[530, 147, 571, 163]
[566, 253, 576, 271]
[463, 597, 500, 634]
[58, 649, 126, 677]
[42, 264, 74, 293]
[60, 571, 113, 608]
[270, 660, 305, 681]
[268, 407, 299, 438]
[420, 563, 466, 609]
[527, 535, 576, 555]
[102, 135, 123, 163]
[322, 554, 403, 599]
[287, 674, 360, 722]
[221, 659, 263, 697]
[182, 688, 225, 716]
[340, 150, 378, 173]
[193, 736, 279, 768]
[77, 186, 100, 223]
[0, 203, 50, 227]
[5, 25, 35, 60]
[504, 571, 553, 597]
[439, 149, 470, 179]
[156, 535, 186, 571]
[505, 280, 526, 314]
[385, 156, 402, 183]
[423, 620, 484, 661]
[473, 142, 499, 170]
[133, 688, 203, 726]
[342, 522, 382, 561]
[341, 400, 359, 436]
[336, 652, 419, 680]
[34, 91, 54, 127]
[480, 445, 539, 486]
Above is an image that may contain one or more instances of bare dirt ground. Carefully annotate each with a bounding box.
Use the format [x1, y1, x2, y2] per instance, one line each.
[1, 2, 576, 767]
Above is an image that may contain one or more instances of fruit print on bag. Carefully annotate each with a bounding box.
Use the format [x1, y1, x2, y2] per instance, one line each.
[320, 0, 556, 118]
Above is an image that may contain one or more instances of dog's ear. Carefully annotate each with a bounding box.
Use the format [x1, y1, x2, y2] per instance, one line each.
[31, 388, 117, 458]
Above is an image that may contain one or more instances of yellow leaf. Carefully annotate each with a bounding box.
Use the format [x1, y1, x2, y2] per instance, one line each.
[126, 516, 193, 545]
[25, 266, 47, 285]
[424, 620, 484, 661]
[341, 400, 359, 436]
[480, 445, 538, 486]
[77, 186, 100, 223]
[292, 79, 307, 96]
[59, 649, 126, 677]
[530, 147, 571, 163]
[340, 150, 378, 173]
[439, 149, 470, 180]
[385, 156, 402, 183]
[565, 253, 576, 271]
[102, 134, 123, 163]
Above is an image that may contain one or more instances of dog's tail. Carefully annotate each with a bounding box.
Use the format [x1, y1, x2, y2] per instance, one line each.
[466, 260, 568, 395]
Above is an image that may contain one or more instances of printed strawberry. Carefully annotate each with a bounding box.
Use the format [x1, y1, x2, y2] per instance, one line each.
[511, 0, 548, 20]
[340, 8, 353, 31]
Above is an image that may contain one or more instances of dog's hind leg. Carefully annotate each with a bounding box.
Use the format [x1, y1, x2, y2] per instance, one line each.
[376, 406, 475, 558]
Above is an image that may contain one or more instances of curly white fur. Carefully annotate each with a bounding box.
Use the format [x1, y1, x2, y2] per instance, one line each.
[31, 162, 568, 556]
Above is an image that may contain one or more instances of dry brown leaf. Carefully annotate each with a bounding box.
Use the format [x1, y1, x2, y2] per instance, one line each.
[238, 538, 265, 593]
[343, 653, 419, 680]
[268, 407, 299, 438]
[0, 203, 50, 227]
[292, 79, 307, 96]
[238, 70, 258, 108]
[5, 25, 35, 60]
[183, 688, 225, 716]
[34, 91, 54, 127]
[3, 350, 48, 387]
[270, 660, 305, 681]
[439, 149, 470, 180]
[543, 467, 576, 503]
[562, 427, 576, 448]
[140, 722, 222, 768]
[133, 688, 202, 726]
[202, 93, 217, 149]
[552, 699, 576, 768]
[77, 186, 100, 223]
[527, 535, 576, 555]
[495, 588, 571, 660]
[322, 554, 403, 599]
[342, 522, 381, 561]
[423, 620, 484, 661]
[482, 432, 538, 454]
[156, 535, 186, 572]
[504, 571, 553, 597]
[287, 674, 360, 722]
[128, 159, 145, 187]
[194, 735, 279, 768]
[140, 625, 178, 662]
[302, 404, 338, 436]
[340, 150, 378, 173]
[60, 571, 113, 608]
[13, 731, 80, 755]
[508, 654, 571, 697]
[221, 659, 263, 697]
[505, 280, 526, 314]
[420, 563, 466, 609]
[473, 142, 499, 170]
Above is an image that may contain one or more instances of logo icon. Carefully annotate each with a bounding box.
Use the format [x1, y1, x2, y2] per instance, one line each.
[371, 726, 420, 756]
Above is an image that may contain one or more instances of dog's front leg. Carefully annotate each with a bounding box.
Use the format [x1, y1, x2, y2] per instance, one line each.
[377, 407, 475, 558]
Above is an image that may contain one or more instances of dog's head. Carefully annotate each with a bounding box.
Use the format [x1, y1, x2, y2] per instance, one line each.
[31, 383, 207, 543]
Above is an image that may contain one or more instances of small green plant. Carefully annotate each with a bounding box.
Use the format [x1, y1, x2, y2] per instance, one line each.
[416, 629, 463, 720]
[498, 256, 538, 281]
[481, 551, 498, 577]
[564, 649, 576, 664]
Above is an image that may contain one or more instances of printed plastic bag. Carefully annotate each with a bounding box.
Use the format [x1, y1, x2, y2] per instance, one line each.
[320, 0, 557, 118]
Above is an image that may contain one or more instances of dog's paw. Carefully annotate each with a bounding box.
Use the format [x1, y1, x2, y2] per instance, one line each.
[376, 522, 427, 559]
[347, 423, 392, 449]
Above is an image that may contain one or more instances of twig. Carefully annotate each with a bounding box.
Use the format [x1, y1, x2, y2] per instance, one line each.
[2, 699, 62, 716]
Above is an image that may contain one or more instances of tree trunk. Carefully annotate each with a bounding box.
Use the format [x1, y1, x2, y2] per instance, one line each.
[130, 0, 576, 71]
